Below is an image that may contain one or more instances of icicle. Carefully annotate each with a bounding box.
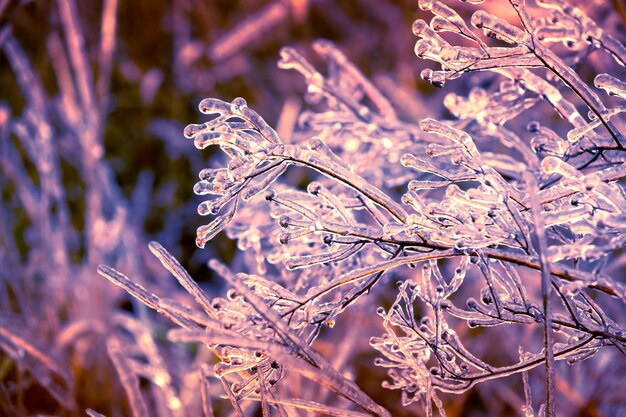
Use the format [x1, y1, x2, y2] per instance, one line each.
[402, 154, 450, 178]
[196, 200, 239, 248]
[541, 156, 583, 181]
[278, 47, 325, 103]
[543, 206, 591, 227]
[420, 68, 448, 88]
[470, 10, 530, 45]
[595, 73, 626, 100]
[285, 243, 364, 270]
[198, 98, 231, 115]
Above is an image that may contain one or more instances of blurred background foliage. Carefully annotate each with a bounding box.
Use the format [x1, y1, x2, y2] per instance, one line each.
[1, 0, 425, 280]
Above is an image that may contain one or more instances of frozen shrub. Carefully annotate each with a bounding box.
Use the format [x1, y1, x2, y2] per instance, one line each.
[98, 1, 626, 416]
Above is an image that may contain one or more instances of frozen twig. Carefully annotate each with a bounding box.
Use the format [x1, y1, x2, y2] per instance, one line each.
[524, 171, 556, 417]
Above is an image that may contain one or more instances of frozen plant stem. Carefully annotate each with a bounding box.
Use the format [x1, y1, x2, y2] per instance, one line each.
[525, 171, 555, 417]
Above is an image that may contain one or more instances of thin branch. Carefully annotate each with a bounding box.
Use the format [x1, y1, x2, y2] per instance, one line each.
[524, 171, 556, 417]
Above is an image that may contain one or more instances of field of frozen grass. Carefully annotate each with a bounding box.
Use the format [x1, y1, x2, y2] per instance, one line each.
[1, 1, 626, 416]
